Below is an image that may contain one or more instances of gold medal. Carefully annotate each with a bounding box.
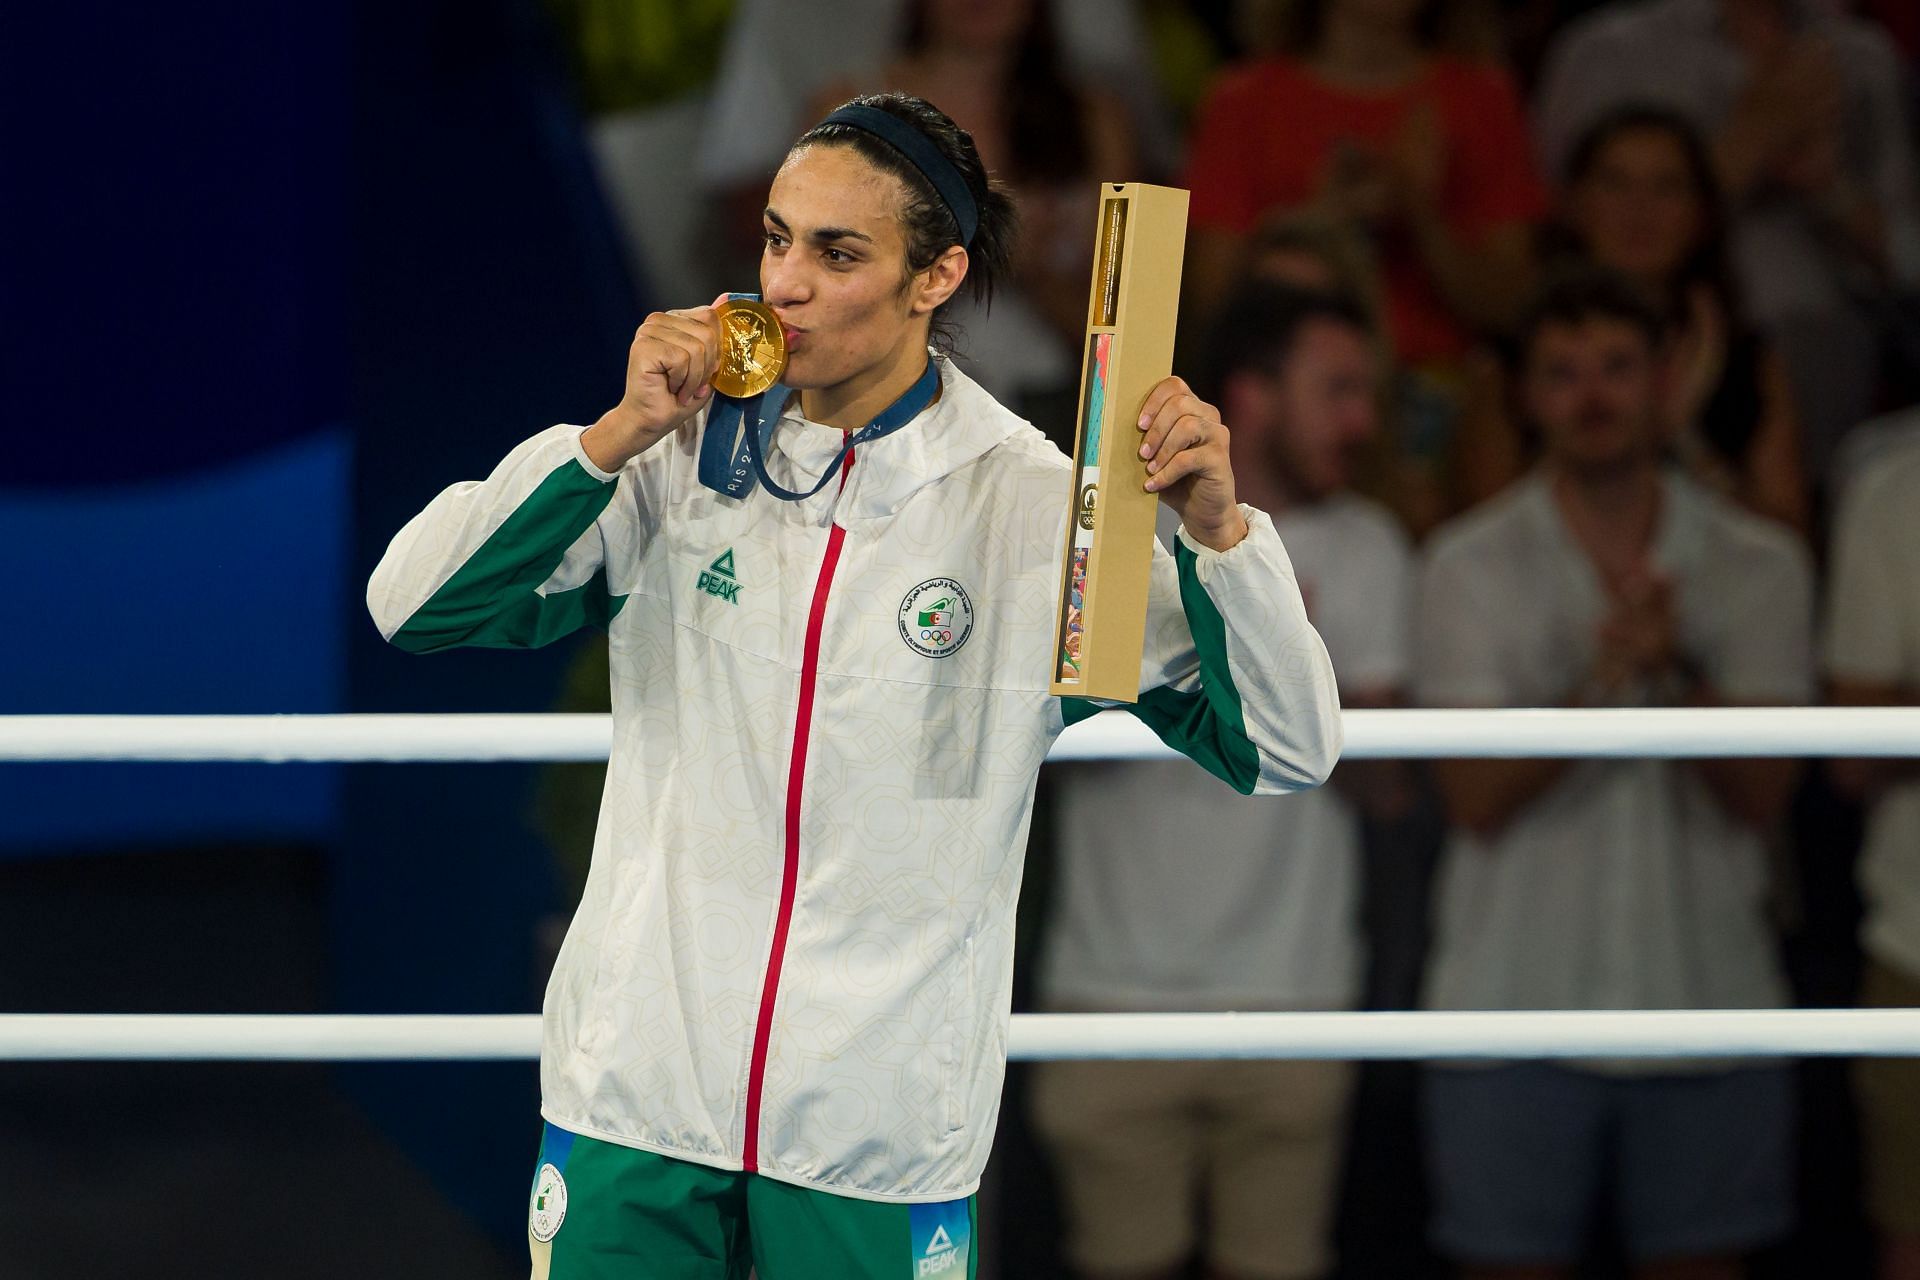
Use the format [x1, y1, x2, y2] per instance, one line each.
[710, 297, 787, 399]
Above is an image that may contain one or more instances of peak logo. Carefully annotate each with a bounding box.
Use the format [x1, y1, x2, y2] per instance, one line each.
[696, 548, 742, 604]
[909, 1202, 969, 1279]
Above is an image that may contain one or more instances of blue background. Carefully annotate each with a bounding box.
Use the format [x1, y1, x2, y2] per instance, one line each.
[2, 0, 646, 1244]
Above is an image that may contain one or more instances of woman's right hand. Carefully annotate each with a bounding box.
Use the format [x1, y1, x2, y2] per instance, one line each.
[581, 295, 726, 473]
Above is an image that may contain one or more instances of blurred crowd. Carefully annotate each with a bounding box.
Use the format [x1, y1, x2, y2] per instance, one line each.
[548, 0, 1920, 1275]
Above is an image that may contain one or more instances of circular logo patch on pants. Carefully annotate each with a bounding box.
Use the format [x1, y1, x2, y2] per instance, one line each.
[529, 1163, 568, 1242]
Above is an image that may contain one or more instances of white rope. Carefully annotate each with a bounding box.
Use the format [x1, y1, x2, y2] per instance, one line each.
[6, 715, 1910, 1064]
[3, 1010, 1918, 1062]
[2, 707, 1917, 763]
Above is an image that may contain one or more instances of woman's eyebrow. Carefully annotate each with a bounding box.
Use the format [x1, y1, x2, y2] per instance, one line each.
[809, 226, 874, 245]
[764, 207, 874, 246]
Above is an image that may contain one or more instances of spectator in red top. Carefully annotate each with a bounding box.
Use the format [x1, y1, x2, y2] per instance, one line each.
[1182, 0, 1548, 370]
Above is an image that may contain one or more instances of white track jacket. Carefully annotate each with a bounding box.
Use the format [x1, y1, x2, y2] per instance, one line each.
[368, 355, 1340, 1202]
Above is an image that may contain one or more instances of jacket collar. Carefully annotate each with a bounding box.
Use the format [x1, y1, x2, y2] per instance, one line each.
[763, 353, 1023, 520]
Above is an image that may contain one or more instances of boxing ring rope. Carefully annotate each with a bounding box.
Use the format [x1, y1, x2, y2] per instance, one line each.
[5, 706, 1917, 1063]
[4, 1010, 1920, 1063]
[5, 706, 1920, 762]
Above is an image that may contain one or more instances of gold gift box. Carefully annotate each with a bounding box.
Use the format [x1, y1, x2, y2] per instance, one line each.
[1049, 182, 1190, 704]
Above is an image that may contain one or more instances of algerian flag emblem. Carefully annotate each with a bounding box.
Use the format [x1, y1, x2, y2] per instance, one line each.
[529, 1163, 568, 1242]
[897, 578, 974, 659]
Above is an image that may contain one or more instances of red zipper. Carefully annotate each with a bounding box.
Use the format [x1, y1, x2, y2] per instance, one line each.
[743, 449, 854, 1172]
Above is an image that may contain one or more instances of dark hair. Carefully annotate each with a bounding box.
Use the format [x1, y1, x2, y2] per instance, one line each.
[793, 92, 1019, 352]
[1554, 104, 1740, 316]
[1194, 282, 1375, 403]
[901, 0, 1089, 182]
[1516, 267, 1668, 365]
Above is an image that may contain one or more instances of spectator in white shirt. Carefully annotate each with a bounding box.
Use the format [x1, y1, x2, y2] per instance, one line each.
[1415, 268, 1814, 1279]
[1033, 284, 1411, 1280]
[1824, 436, 1920, 1280]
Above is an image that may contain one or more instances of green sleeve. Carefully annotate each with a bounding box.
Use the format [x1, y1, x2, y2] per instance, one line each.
[1059, 539, 1260, 794]
[391, 459, 627, 653]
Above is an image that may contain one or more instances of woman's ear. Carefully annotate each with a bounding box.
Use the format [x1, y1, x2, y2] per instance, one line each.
[911, 245, 969, 315]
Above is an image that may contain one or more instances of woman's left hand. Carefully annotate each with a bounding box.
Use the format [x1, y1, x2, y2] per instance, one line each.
[1137, 375, 1248, 552]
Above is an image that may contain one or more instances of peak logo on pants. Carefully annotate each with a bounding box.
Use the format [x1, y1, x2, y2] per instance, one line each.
[909, 1201, 970, 1278]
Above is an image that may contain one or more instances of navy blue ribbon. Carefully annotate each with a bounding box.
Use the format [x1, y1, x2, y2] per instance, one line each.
[696, 305, 940, 502]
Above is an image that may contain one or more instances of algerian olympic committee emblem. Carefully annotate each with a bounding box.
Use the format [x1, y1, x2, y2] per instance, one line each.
[898, 578, 974, 659]
[529, 1162, 568, 1242]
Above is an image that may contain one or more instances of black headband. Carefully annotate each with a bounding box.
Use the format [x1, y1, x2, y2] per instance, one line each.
[817, 105, 978, 248]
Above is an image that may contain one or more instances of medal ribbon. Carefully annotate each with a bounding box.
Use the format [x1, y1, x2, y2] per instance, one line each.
[696, 335, 940, 502]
